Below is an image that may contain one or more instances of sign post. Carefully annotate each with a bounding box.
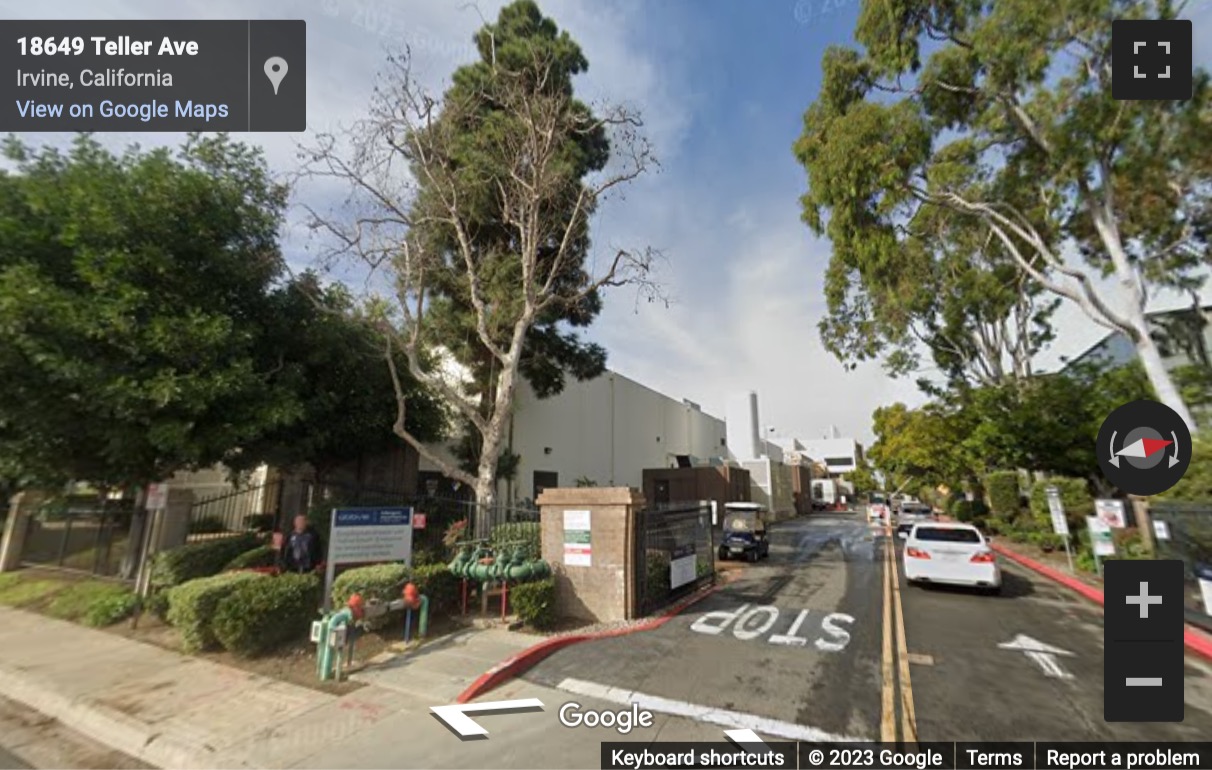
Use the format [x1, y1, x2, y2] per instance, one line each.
[1045, 486, 1074, 573]
[1085, 516, 1116, 578]
[323, 507, 413, 611]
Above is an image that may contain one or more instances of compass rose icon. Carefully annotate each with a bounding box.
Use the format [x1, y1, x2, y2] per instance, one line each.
[1097, 400, 1192, 496]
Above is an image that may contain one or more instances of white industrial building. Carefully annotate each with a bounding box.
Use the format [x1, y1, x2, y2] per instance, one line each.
[724, 392, 797, 514]
[770, 430, 863, 478]
[418, 369, 731, 504]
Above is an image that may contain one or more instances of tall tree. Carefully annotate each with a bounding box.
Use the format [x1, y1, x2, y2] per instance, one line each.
[301, 0, 658, 531]
[223, 272, 446, 482]
[794, 0, 1209, 428]
[0, 134, 294, 491]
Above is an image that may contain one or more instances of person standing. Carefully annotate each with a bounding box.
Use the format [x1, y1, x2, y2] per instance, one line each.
[279, 514, 324, 573]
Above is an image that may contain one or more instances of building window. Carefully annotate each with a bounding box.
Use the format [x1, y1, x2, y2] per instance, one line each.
[825, 457, 853, 467]
[533, 471, 558, 499]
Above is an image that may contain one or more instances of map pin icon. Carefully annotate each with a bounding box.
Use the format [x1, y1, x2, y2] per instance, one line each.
[264, 57, 288, 95]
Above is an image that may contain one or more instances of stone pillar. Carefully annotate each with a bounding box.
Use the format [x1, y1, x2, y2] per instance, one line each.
[0, 491, 42, 573]
[537, 487, 646, 623]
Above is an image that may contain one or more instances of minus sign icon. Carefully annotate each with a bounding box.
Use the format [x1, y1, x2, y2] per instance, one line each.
[1126, 677, 1163, 686]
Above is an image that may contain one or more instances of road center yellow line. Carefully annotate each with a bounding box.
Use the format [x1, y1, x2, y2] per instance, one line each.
[880, 527, 896, 742]
[889, 538, 919, 742]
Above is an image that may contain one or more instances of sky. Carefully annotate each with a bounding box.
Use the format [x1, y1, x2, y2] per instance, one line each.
[3, 0, 1210, 446]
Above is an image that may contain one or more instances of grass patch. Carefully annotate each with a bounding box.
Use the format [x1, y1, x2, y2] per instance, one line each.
[46, 581, 139, 626]
[0, 577, 68, 607]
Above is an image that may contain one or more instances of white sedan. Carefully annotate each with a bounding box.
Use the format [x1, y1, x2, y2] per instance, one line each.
[902, 522, 1001, 594]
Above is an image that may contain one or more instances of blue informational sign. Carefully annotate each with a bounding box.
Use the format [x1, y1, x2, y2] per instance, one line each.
[332, 508, 412, 528]
[324, 507, 415, 611]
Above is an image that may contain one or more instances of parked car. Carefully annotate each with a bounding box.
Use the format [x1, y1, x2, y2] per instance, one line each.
[868, 492, 890, 524]
[902, 522, 1001, 594]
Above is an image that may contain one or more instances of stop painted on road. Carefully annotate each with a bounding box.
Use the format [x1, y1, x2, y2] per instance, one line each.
[689, 603, 856, 651]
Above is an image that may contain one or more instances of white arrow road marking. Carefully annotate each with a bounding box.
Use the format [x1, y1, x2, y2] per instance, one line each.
[724, 728, 768, 753]
[997, 634, 1075, 680]
[556, 677, 868, 742]
[430, 698, 545, 738]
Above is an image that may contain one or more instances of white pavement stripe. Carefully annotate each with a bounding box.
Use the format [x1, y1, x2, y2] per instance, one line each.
[555, 677, 869, 743]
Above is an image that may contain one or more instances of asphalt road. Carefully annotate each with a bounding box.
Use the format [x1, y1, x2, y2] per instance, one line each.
[517, 510, 1212, 747]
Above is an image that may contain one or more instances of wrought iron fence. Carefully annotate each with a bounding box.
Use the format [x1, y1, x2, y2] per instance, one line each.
[188, 479, 283, 536]
[19, 495, 133, 578]
[1150, 501, 1212, 631]
[633, 501, 715, 616]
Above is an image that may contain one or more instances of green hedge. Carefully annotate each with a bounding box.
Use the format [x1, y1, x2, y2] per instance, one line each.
[152, 533, 262, 588]
[952, 499, 990, 525]
[225, 545, 278, 571]
[167, 571, 265, 652]
[412, 564, 459, 615]
[985, 471, 1020, 519]
[331, 563, 410, 630]
[511, 577, 555, 630]
[212, 573, 322, 657]
[1028, 477, 1092, 532]
[490, 522, 541, 559]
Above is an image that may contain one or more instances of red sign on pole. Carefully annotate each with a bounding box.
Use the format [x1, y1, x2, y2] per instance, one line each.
[413, 513, 427, 530]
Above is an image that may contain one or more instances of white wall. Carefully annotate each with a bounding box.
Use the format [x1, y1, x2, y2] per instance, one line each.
[796, 438, 861, 475]
[499, 370, 727, 501]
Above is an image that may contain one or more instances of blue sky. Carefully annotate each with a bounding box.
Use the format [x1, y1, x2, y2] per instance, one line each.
[4, 0, 1209, 446]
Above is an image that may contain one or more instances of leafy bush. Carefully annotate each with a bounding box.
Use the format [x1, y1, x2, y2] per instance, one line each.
[1028, 477, 1092, 533]
[330, 563, 410, 630]
[212, 572, 322, 657]
[952, 499, 990, 525]
[412, 563, 459, 615]
[1110, 527, 1151, 560]
[85, 589, 140, 627]
[167, 571, 265, 652]
[189, 515, 228, 534]
[645, 550, 671, 602]
[46, 582, 138, 626]
[1159, 434, 1212, 501]
[145, 589, 170, 621]
[985, 472, 1020, 519]
[152, 533, 262, 588]
[491, 522, 541, 559]
[511, 577, 555, 630]
[225, 545, 278, 571]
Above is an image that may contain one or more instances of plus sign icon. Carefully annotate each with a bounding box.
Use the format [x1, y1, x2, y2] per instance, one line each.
[1112, 19, 1193, 100]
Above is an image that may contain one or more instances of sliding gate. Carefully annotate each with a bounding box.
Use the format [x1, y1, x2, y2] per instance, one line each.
[633, 501, 715, 616]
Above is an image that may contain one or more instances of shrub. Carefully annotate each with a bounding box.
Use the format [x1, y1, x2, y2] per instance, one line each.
[330, 563, 410, 630]
[225, 545, 278, 571]
[1028, 477, 1092, 533]
[1158, 434, 1212, 501]
[511, 577, 555, 630]
[985, 472, 1020, 519]
[212, 572, 322, 657]
[952, 499, 990, 525]
[645, 551, 671, 602]
[85, 589, 140, 627]
[145, 588, 170, 621]
[46, 582, 138, 626]
[491, 522, 541, 560]
[152, 533, 262, 588]
[412, 563, 459, 615]
[167, 571, 265, 652]
[189, 515, 228, 534]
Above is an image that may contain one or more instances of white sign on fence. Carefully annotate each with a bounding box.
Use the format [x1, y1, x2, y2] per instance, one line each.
[563, 509, 592, 566]
[1045, 487, 1069, 536]
[670, 544, 697, 589]
[1153, 520, 1171, 541]
[1094, 499, 1127, 528]
[1086, 516, 1116, 557]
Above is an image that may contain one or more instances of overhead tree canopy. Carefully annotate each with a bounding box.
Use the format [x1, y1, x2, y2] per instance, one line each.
[794, 0, 1209, 425]
[0, 134, 295, 489]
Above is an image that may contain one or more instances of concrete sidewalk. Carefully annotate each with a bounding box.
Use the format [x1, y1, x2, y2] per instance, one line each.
[0, 606, 534, 769]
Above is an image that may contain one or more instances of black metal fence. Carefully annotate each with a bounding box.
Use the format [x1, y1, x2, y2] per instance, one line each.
[19, 495, 133, 578]
[188, 480, 283, 536]
[1150, 501, 1212, 632]
[633, 501, 715, 616]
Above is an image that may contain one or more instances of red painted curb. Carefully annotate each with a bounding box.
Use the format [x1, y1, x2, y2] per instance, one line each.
[991, 542, 1212, 662]
[455, 583, 723, 704]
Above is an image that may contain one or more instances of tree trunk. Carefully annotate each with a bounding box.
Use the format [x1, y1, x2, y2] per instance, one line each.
[1133, 326, 1196, 431]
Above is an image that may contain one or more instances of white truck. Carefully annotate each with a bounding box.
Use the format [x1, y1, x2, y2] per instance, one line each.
[811, 479, 838, 510]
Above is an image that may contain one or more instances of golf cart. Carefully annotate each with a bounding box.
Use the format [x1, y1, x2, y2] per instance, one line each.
[718, 503, 770, 563]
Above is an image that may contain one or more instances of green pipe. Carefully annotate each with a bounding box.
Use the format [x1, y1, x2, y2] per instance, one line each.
[418, 595, 429, 638]
[318, 608, 354, 681]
